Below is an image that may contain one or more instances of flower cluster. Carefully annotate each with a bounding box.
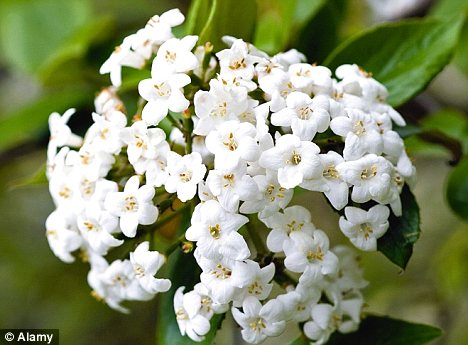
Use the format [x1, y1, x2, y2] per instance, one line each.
[45, 8, 415, 344]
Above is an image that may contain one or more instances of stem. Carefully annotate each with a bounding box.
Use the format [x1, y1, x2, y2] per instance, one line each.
[167, 113, 185, 132]
[155, 203, 191, 228]
[165, 234, 187, 256]
[182, 112, 193, 154]
[246, 216, 268, 256]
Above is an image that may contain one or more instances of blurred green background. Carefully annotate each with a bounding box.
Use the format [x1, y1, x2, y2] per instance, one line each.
[0, 0, 467, 344]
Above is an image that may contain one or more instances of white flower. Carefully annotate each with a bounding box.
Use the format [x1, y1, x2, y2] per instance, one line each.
[330, 109, 383, 160]
[193, 79, 249, 135]
[100, 258, 154, 303]
[288, 63, 333, 95]
[300, 151, 349, 211]
[206, 162, 258, 213]
[231, 296, 286, 344]
[216, 39, 260, 80]
[165, 151, 206, 202]
[239, 170, 293, 218]
[85, 111, 127, 155]
[271, 91, 330, 141]
[259, 71, 296, 112]
[152, 35, 199, 75]
[138, 72, 191, 125]
[205, 120, 260, 169]
[185, 200, 250, 260]
[277, 284, 321, 322]
[99, 36, 146, 87]
[259, 134, 321, 189]
[65, 147, 115, 182]
[303, 298, 364, 345]
[284, 231, 339, 283]
[336, 154, 393, 204]
[339, 205, 390, 251]
[48, 108, 83, 148]
[174, 286, 211, 342]
[77, 203, 122, 255]
[122, 121, 169, 174]
[94, 87, 125, 115]
[199, 256, 249, 304]
[45, 210, 82, 263]
[192, 283, 229, 319]
[130, 241, 171, 294]
[263, 205, 316, 253]
[104, 176, 158, 237]
[233, 261, 275, 305]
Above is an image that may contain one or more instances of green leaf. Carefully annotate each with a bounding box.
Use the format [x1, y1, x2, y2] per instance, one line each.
[377, 185, 420, 269]
[8, 163, 47, 189]
[324, 16, 465, 107]
[0, 87, 92, 152]
[326, 316, 442, 345]
[446, 157, 468, 220]
[0, 0, 91, 74]
[253, 0, 328, 55]
[186, 0, 257, 51]
[295, 0, 347, 63]
[156, 209, 224, 345]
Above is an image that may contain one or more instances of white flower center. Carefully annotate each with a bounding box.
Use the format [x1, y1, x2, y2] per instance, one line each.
[359, 223, 374, 239]
[209, 224, 221, 239]
[164, 50, 177, 63]
[211, 101, 228, 118]
[153, 82, 171, 98]
[179, 170, 192, 182]
[298, 106, 312, 120]
[124, 196, 139, 212]
[353, 120, 366, 136]
[306, 246, 324, 262]
[223, 133, 238, 151]
[212, 264, 232, 279]
[323, 165, 339, 179]
[249, 318, 266, 332]
[360, 165, 377, 180]
[247, 281, 263, 295]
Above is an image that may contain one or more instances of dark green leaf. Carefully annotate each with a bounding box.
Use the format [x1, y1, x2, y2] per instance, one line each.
[446, 157, 468, 220]
[186, 0, 257, 51]
[377, 185, 420, 269]
[324, 16, 465, 107]
[0, 87, 92, 152]
[326, 316, 442, 345]
[0, 0, 91, 74]
[295, 0, 347, 63]
[156, 209, 224, 345]
[253, 0, 328, 55]
[8, 163, 47, 189]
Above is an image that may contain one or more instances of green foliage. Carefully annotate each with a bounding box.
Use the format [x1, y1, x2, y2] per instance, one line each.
[433, 226, 468, 301]
[295, 0, 347, 63]
[430, 0, 468, 74]
[185, 0, 257, 51]
[288, 316, 441, 345]
[0, 87, 92, 152]
[377, 185, 420, 269]
[0, 0, 92, 75]
[446, 157, 468, 220]
[325, 16, 465, 106]
[253, 0, 328, 55]
[327, 316, 442, 345]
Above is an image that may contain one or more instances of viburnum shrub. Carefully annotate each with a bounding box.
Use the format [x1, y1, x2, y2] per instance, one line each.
[44, 7, 453, 345]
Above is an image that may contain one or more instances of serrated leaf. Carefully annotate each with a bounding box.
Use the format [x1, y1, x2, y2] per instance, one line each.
[156, 209, 224, 345]
[446, 157, 468, 220]
[186, 0, 256, 51]
[0, 87, 92, 152]
[324, 16, 465, 107]
[326, 316, 442, 345]
[377, 185, 420, 269]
